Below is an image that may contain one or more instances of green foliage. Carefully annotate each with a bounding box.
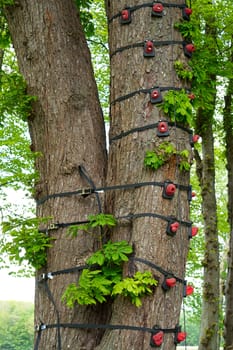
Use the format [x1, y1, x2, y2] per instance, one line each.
[174, 20, 195, 40]
[87, 240, 133, 266]
[144, 142, 176, 170]
[0, 69, 35, 123]
[0, 14, 11, 48]
[112, 271, 157, 307]
[144, 142, 191, 172]
[174, 61, 193, 81]
[68, 213, 117, 237]
[178, 149, 191, 171]
[0, 216, 54, 270]
[62, 241, 157, 307]
[159, 90, 193, 125]
[0, 0, 14, 7]
[0, 49, 38, 193]
[0, 301, 34, 350]
[87, 0, 109, 120]
[75, 0, 95, 38]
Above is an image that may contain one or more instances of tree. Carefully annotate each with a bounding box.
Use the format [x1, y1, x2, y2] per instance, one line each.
[191, 3, 219, 348]
[4, 0, 195, 349]
[5, 0, 107, 348]
[0, 301, 34, 350]
[223, 55, 233, 350]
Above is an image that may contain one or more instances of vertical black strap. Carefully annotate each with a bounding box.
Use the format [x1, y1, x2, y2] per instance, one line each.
[34, 328, 42, 350]
[42, 279, 62, 350]
[79, 165, 103, 213]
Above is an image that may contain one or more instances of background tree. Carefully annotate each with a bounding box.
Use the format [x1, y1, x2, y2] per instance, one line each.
[0, 301, 34, 350]
[191, 2, 219, 348]
[223, 44, 233, 350]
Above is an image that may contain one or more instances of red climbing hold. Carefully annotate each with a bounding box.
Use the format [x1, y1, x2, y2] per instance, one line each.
[191, 226, 198, 237]
[152, 331, 164, 346]
[144, 40, 155, 57]
[186, 285, 194, 296]
[150, 88, 163, 103]
[163, 182, 176, 199]
[120, 9, 131, 24]
[166, 277, 177, 288]
[152, 3, 164, 17]
[176, 332, 187, 343]
[157, 121, 169, 137]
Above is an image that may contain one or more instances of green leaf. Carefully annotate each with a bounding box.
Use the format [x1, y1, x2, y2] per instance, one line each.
[112, 271, 158, 307]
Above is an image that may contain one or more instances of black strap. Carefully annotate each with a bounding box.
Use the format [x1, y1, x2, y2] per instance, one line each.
[131, 257, 185, 284]
[36, 322, 154, 333]
[79, 165, 103, 214]
[110, 86, 188, 105]
[43, 280, 61, 350]
[34, 321, 181, 349]
[111, 40, 184, 58]
[108, 2, 187, 22]
[38, 257, 185, 286]
[39, 212, 192, 234]
[38, 264, 90, 281]
[36, 180, 191, 206]
[109, 122, 192, 143]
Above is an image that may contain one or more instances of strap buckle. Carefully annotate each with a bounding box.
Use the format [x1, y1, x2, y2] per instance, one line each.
[80, 188, 94, 196]
[48, 223, 59, 230]
[35, 324, 47, 332]
[38, 272, 53, 282]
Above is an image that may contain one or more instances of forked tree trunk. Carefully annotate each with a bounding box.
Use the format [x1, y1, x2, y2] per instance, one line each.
[5, 1, 107, 348]
[95, 1, 192, 349]
[6, 0, 193, 349]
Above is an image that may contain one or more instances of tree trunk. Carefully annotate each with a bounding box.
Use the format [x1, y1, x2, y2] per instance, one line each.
[195, 116, 219, 350]
[195, 100, 219, 350]
[5, 1, 107, 349]
[6, 0, 193, 349]
[194, 12, 219, 348]
[95, 1, 192, 349]
[223, 77, 233, 350]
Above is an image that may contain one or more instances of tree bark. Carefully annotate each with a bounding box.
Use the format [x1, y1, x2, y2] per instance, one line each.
[5, 1, 107, 349]
[95, 1, 192, 349]
[223, 77, 233, 350]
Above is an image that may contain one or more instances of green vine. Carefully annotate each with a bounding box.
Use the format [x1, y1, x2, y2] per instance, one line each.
[62, 240, 158, 308]
[144, 141, 191, 172]
[159, 90, 193, 125]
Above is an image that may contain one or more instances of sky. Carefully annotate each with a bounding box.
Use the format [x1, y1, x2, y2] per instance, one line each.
[0, 269, 34, 302]
[0, 189, 35, 303]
